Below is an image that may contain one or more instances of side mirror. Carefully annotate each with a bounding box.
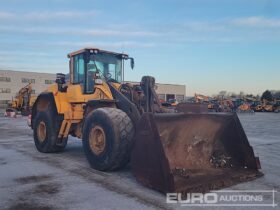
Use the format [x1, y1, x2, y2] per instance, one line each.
[130, 58, 135, 69]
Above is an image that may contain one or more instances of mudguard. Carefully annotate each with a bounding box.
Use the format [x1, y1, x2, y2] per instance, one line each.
[31, 92, 58, 129]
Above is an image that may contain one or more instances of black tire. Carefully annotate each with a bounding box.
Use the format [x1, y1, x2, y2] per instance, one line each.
[21, 108, 30, 116]
[33, 111, 67, 153]
[6, 108, 16, 112]
[82, 108, 134, 171]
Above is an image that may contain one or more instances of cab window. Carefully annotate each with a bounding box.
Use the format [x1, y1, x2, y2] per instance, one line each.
[73, 54, 85, 84]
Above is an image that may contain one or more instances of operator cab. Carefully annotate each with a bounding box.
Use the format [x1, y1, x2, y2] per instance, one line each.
[67, 48, 134, 94]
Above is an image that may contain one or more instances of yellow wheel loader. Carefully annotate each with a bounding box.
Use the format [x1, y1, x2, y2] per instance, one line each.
[31, 48, 262, 194]
[6, 83, 36, 116]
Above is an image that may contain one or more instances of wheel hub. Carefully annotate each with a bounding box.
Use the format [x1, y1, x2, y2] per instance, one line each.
[89, 125, 106, 155]
[37, 121, 46, 142]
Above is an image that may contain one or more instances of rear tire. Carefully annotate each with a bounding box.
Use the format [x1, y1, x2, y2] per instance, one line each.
[82, 108, 134, 171]
[33, 111, 67, 153]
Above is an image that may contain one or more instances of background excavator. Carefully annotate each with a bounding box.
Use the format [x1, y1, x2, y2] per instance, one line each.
[31, 47, 262, 194]
[6, 83, 36, 116]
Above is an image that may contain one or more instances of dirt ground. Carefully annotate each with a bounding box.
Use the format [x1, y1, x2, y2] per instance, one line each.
[0, 113, 279, 210]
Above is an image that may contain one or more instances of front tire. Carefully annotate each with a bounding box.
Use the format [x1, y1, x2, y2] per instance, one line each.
[21, 108, 30, 116]
[82, 108, 134, 171]
[33, 111, 67, 153]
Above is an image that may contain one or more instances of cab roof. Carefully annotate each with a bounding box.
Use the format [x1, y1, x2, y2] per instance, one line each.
[67, 47, 129, 58]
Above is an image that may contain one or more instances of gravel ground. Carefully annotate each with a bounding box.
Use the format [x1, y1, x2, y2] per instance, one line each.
[0, 112, 279, 210]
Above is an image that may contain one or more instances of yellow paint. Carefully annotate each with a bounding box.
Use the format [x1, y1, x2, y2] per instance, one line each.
[42, 81, 116, 139]
[34, 48, 124, 139]
[111, 82, 121, 90]
[29, 96, 37, 107]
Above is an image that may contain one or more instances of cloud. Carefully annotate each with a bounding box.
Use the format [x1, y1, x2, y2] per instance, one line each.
[171, 17, 280, 43]
[183, 21, 227, 32]
[0, 25, 159, 37]
[55, 41, 156, 49]
[1, 12, 279, 44]
[0, 10, 99, 21]
[0, 11, 14, 19]
[231, 16, 280, 28]
[24, 11, 98, 20]
[84, 30, 158, 37]
[0, 40, 155, 72]
[0, 40, 156, 51]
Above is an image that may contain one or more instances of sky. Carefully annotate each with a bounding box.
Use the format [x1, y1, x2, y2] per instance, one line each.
[0, 0, 279, 96]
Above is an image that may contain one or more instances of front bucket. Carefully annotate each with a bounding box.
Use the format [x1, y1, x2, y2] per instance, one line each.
[131, 112, 262, 194]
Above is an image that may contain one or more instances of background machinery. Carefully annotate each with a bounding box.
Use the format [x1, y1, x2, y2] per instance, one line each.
[273, 100, 280, 113]
[262, 100, 274, 112]
[6, 83, 36, 116]
[31, 48, 262, 194]
[194, 93, 209, 103]
[251, 100, 262, 112]
[194, 93, 217, 111]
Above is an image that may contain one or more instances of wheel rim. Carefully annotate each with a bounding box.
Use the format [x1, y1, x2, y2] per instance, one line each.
[37, 121, 46, 142]
[89, 125, 106, 155]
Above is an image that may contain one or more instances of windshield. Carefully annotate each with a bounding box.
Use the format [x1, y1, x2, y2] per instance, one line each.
[87, 53, 123, 83]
